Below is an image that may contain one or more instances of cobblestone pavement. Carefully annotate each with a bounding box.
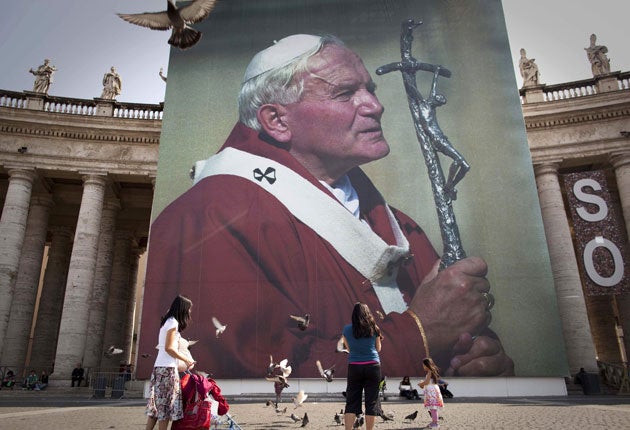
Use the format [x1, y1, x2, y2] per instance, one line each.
[1, 395, 630, 429]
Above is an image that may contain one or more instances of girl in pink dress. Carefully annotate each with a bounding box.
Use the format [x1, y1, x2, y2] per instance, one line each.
[418, 357, 444, 428]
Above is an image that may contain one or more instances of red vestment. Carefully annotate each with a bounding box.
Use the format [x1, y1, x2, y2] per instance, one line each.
[137, 123, 439, 379]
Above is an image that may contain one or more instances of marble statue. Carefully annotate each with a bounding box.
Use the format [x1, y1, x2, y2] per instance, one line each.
[585, 34, 611, 77]
[518, 48, 540, 87]
[101, 67, 122, 100]
[29, 59, 57, 94]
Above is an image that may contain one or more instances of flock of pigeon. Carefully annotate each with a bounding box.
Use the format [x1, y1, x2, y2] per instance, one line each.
[264, 403, 424, 428]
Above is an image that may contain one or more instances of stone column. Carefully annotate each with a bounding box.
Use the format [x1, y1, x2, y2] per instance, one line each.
[610, 151, 630, 240]
[0, 168, 37, 350]
[610, 151, 630, 364]
[100, 230, 133, 370]
[1, 193, 53, 368]
[83, 199, 120, 370]
[29, 226, 73, 372]
[534, 163, 599, 374]
[52, 174, 107, 380]
[122, 245, 143, 364]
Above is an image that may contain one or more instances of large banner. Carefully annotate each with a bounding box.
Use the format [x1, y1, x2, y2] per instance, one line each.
[137, 0, 569, 379]
[563, 170, 630, 296]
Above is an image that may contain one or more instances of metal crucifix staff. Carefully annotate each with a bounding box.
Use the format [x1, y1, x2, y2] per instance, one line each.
[376, 19, 470, 269]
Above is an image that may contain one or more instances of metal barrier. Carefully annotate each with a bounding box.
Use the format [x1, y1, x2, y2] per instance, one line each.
[598, 361, 630, 394]
[88, 371, 133, 398]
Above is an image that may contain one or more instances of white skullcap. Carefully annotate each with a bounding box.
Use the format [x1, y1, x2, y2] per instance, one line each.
[242, 34, 322, 83]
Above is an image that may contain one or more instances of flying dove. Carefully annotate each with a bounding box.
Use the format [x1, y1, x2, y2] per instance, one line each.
[159, 67, 167, 82]
[276, 405, 287, 414]
[316, 360, 335, 382]
[265, 374, 289, 388]
[105, 345, 123, 358]
[289, 314, 310, 330]
[336, 336, 349, 354]
[117, 0, 219, 50]
[290, 413, 301, 423]
[212, 316, 226, 338]
[293, 390, 307, 408]
[267, 355, 276, 376]
[278, 358, 292, 378]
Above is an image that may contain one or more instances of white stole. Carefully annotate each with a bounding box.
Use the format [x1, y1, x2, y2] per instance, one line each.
[193, 147, 410, 313]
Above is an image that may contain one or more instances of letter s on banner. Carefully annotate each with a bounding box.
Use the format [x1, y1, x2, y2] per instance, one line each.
[573, 178, 608, 222]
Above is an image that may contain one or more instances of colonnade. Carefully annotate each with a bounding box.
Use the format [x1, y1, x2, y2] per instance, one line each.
[533, 150, 630, 374]
[0, 169, 145, 381]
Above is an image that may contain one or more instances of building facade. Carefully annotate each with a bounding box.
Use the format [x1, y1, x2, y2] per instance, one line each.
[0, 91, 159, 381]
[1, 69, 629, 387]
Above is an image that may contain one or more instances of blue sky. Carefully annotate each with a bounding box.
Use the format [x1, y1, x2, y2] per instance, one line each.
[0, 1, 628, 104]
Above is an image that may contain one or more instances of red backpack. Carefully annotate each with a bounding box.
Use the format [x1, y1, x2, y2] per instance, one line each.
[172, 373, 229, 430]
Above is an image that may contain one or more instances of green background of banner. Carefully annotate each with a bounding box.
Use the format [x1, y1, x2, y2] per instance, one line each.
[149, 0, 568, 376]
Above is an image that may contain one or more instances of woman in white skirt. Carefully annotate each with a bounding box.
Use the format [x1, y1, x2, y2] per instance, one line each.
[145, 295, 196, 430]
[418, 357, 444, 429]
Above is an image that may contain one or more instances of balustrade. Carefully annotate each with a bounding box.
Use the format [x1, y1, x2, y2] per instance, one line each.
[521, 71, 630, 104]
[0, 89, 162, 120]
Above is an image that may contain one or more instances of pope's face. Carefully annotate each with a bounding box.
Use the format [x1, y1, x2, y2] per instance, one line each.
[283, 44, 389, 182]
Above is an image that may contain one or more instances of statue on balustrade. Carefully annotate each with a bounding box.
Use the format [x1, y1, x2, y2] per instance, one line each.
[101, 66, 122, 99]
[585, 33, 611, 77]
[29, 59, 57, 94]
[518, 48, 540, 87]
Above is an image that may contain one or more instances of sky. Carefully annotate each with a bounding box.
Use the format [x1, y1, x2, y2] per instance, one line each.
[0, 1, 628, 104]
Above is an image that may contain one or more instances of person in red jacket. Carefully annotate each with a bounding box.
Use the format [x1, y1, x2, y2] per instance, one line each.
[138, 34, 513, 380]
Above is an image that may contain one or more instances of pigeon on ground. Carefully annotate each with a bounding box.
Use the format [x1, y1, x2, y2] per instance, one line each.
[404, 410, 418, 421]
[334, 411, 342, 425]
[290, 413, 301, 422]
[265, 400, 273, 407]
[289, 314, 310, 330]
[353, 414, 364, 428]
[212, 316, 226, 338]
[276, 405, 287, 414]
[105, 346, 123, 358]
[316, 360, 335, 382]
[379, 410, 394, 421]
[301, 412, 309, 427]
[117, 0, 219, 50]
[336, 336, 349, 353]
[293, 390, 307, 408]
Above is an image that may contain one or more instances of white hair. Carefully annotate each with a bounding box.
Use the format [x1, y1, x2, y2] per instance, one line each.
[238, 35, 345, 131]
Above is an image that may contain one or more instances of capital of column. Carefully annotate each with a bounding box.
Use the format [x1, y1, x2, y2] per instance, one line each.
[49, 225, 74, 239]
[6, 167, 37, 184]
[610, 151, 630, 170]
[102, 198, 122, 212]
[31, 193, 54, 209]
[533, 161, 561, 178]
[80, 173, 108, 188]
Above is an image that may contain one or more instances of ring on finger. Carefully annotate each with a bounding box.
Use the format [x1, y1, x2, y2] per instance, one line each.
[481, 292, 495, 310]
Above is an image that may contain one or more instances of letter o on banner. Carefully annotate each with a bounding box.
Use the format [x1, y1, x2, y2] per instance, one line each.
[583, 237, 624, 287]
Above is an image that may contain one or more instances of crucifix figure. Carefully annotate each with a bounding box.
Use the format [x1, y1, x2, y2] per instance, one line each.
[377, 19, 469, 268]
